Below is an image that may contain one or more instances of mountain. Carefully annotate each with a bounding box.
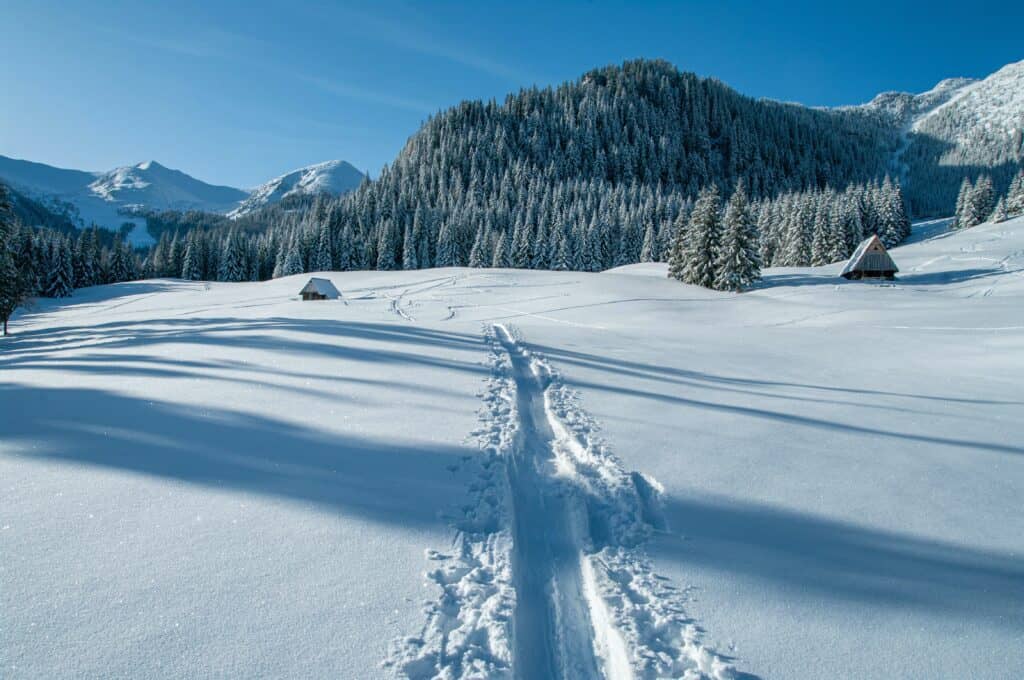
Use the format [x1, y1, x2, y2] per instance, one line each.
[0, 156, 365, 243]
[227, 160, 365, 218]
[88, 160, 248, 212]
[848, 60, 1024, 216]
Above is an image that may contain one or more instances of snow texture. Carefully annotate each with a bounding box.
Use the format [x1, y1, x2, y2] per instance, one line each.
[228, 160, 365, 218]
[0, 155, 363, 238]
[3, 216, 1024, 678]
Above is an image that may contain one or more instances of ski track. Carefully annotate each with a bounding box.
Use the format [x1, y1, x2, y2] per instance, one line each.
[387, 324, 741, 680]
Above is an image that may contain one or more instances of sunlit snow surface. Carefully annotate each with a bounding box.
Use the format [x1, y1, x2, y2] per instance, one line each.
[2, 217, 1023, 678]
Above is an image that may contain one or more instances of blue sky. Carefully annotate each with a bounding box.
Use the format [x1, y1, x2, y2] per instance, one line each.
[2, 0, 1021, 189]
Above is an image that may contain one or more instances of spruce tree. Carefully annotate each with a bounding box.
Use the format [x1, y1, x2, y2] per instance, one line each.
[990, 197, 1008, 223]
[969, 175, 995, 226]
[714, 182, 760, 292]
[639, 223, 656, 262]
[666, 207, 689, 280]
[315, 225, 334, 272]
[672, 184, 721, 288]
[402, 225, 418, 270]
[181, 231, 204, 280]
[953, 177, 972, 229]
[1007, 170, 1024, 217]
[810, 198, 832, 266]
[0, 186, 32, 335]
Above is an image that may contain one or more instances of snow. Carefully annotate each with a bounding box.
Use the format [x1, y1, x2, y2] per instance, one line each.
[0, 156, 363, 237]
[3, 216, 1024, 678]
[909, 60, 1024, 141]
[228, 160, 365, 218]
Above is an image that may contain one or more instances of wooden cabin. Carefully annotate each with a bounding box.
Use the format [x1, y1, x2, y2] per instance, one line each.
[299, 277, 341, 301]
[840, 235, 898, 280]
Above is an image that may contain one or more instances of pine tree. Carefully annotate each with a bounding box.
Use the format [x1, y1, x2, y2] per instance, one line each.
[878, 177, 906, 248]
[639, 223, 656, 262]
[714, 182, 760, 292]
[810, 197, 832, 266]
[671, 185, 721, 288]
[509, 218, 531, 268]
[435, 223, 458, 267]
[376, 220, 398, 270]
[281, 239, 304, 276]
[0, 185, 32, 335]
[666, 207, 689, 280]
[969, 175, 995, 226]
[315, 225, 334, 272]
[45, 237, 74, 298]
[468, 225, 492, 267]
[953, 177, 972, 229]
[990, 197, 1008, 223]
[1007, 169, 1024, 217]
[402, 225, 418, 270]
[218, 231, 247, 281]
[181, 231, 204, 280]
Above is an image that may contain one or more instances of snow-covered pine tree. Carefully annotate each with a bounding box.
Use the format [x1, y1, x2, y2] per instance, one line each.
[281, 238, 304, 276]
[953, 177, 972, 228]
[510, 218, 531, 268]
[810, 197, 832, 266]
[181, 231, 204, 280]
[0, 185, 32, 335]
[401, 225, 418, 270]
[1007, 169, 1024, 217]
[713, 181, 760, 292]
[969, 175, 995, 226]
[491, 230, 511, 268]
[468, 225, 491, 268]
[990, 197, 1008, 223]
[435, 222, 458, 267]
[639, 223, 656, 262]
[315, 224, 334, 272]
[666, 206, 689, 280]
[672, 184, 722, 288]
[890, 177, 911, 241]
[551, 227, 573, 271]
[877, 177, 905, 248]
[376, 219, 398, 270]
[218, 231, 247, 281]
[826, 203, 848, 264]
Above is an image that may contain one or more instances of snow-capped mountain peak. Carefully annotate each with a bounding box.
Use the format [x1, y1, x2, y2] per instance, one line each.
[228, 160, 365, 218]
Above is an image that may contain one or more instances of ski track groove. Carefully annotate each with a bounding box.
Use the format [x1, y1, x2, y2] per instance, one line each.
[387, 324, 743, 680]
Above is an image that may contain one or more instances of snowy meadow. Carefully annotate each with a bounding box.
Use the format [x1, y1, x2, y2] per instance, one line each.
[2, 217, 1023, 679]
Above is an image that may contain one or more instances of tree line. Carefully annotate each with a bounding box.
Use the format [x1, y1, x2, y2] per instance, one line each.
[953, 168, 1024, 229]
[0, 184, 141, 335]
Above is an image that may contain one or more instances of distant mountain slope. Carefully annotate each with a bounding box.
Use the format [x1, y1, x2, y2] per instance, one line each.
[88, 161, 248, 212]
[228, 160, 365, 218]
[0, 156, 364, 239]
[848, 60, 1024, 216]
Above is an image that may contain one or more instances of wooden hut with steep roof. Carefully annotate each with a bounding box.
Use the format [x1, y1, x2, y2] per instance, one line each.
[299, 277, 341, 300]
[840, 235, 898, 280]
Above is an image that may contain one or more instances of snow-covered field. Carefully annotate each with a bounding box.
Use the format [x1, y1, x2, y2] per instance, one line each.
[3, 217, 1023, 679]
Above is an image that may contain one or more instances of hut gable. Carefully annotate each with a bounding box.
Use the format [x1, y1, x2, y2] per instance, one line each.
[300, 277, 341, 300]
[840, 235, 899, 280]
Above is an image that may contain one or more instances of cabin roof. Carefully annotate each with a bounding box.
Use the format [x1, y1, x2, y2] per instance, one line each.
[300, 277, 341, 298]
[840, 235, 898, 276]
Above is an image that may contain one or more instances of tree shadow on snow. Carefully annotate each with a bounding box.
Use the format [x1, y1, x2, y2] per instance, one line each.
[0, 316, 487, 376]
[653, 494, 1024, 626]
[1, 382, 472, 529]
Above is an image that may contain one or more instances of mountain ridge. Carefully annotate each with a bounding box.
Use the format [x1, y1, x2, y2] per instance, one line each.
[0, 155, 365, 237]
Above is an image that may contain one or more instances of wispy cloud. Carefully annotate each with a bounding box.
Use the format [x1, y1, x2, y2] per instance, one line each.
[98, 24, 264, 60]
[296, 73, 437, 114]
[330, 4, 536, 85]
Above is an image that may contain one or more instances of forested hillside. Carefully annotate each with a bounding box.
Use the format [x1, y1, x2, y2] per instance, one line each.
[8, 59, 1022, 296]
